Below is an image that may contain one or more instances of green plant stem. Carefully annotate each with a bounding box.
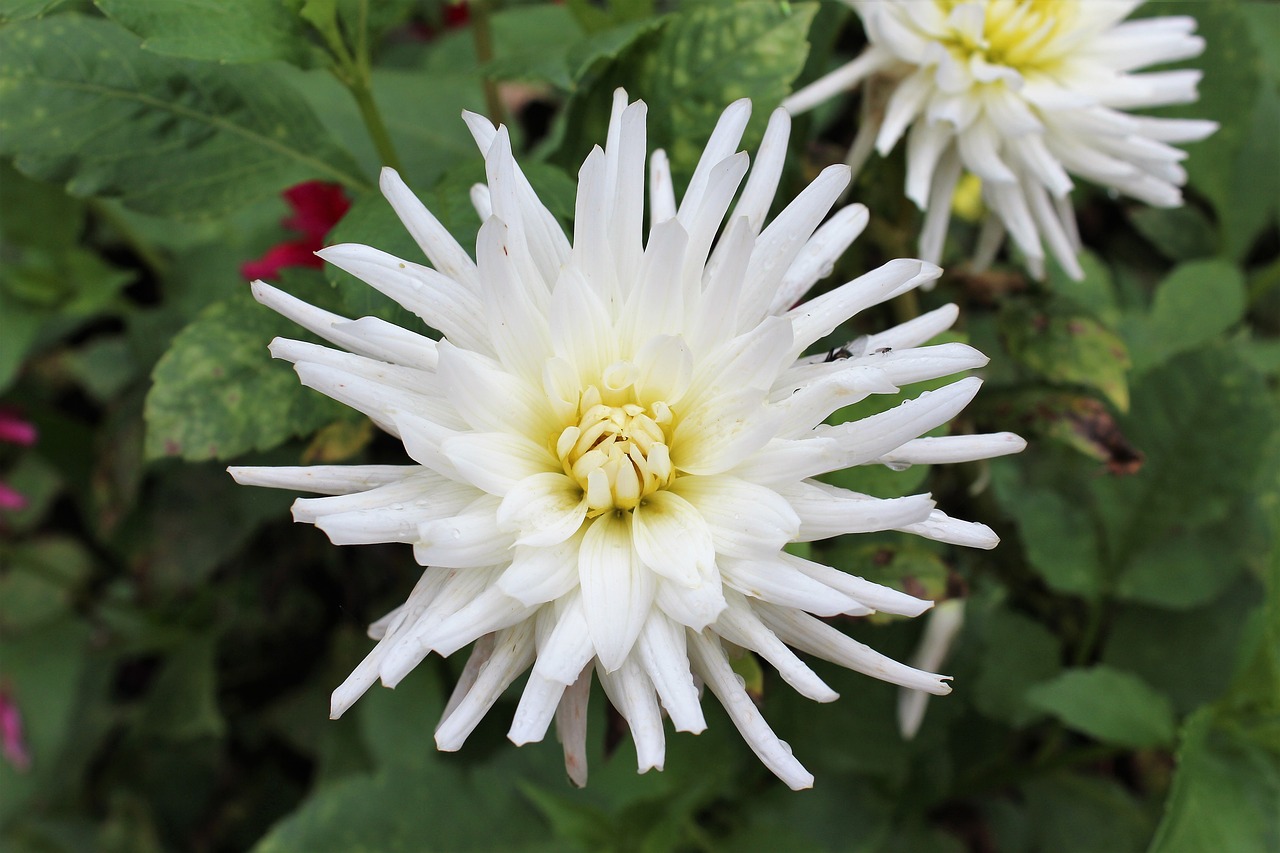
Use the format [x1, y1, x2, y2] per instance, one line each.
[470, 0, 505, 125]
[349, 78, 403, 172]
[323, 0, 402, 172]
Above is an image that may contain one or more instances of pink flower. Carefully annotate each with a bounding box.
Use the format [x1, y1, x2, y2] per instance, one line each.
[0, 410, 36, 513]
[0, 687, 31, 773]
[241, 182, 351, 281]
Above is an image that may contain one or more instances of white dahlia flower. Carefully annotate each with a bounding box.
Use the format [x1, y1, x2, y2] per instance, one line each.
[229, 90, 1023, 789]
[783, 0, 1217, 280]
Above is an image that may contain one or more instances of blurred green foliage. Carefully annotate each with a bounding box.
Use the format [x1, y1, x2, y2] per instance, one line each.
[1, 1, 1278, 851]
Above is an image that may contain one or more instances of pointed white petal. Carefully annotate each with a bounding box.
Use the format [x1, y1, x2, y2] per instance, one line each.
[687, 630, 814, 790]
[579, 512, 653, 672]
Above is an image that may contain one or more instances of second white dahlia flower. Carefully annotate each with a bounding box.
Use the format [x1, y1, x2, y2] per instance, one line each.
[784, 0, 1217, 280]
[229, 90, 1023, 789]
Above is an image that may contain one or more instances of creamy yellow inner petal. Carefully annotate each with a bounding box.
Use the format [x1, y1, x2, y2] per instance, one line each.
[556, 368, 677, 514]
[937, 0, 1077, 73]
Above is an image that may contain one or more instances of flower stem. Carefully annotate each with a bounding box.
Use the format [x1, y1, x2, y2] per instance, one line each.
[470, 0, 505, 125]
[350, 78, 403, 172]
[324, 0, 403, 173]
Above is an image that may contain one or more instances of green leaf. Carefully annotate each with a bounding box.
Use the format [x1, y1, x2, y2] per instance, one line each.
[252, 764, 556, 853]
[1001, 302, 1131, 411]
[1243, 3, 1280, 86]
[1121, 260, 1246, 377]
[0, 537, 93, 631]
[1018, 774, 1152, 853]
[1128, 206, 1218, 263]
[999, 485, 1102, 598]
[971, 607, 1062, 727]
[1169, 1, 1259, 220]
[557, 1, 818, 187]
[1026, 666, 1176, 748]
[0, 619, 92, 826]
[95, 0, 316, 65]
[138, 635, 226, 740]
[0, 15, 367, 217]
[0, 0, 64, 22]
[125, 462, 294, 591]
[1048, 249, 1119, 326]
[1094, 346, 1273, 607]
[1103, 581, 1263, 715]
[1149, 707, 1280, 853]
[1112, 517, 1261, 610]
[144, 290, 346, 461]
[482, 5, 584, 90]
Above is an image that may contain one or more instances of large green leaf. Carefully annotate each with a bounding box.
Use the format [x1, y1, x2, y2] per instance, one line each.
[0, 619, 92, 826]
[1001, 300, 1131, 411]
[1026, 666, 1176, 749]
[0, 15, 367, 217]
[95, 0, 317, 65]
[1000, 485, 1103, 598]
[1149, 707, 1280, 853]
[557, 1, 818, 186]
[1121, 260, 1246, 377]
[1093, 346, 1273, 607]
[0, 0, 63, 21]
[1017, 775, 1153, 853]
[143, 289, 346, 462]
[971, 606, 1062, 727]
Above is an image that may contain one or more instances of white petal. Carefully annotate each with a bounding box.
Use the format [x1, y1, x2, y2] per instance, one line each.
[770, 204, 870, 313]
[780, 480, 936, 541]
[427, 584, 536, 657]
[597, 657, 666, 772]
[670, 390, 783, 477]
[508, 670, 568, 747]
[715, 591, 838, 702]
[329, 569, 451, 718]
[556, 666, 592, 787]
[434, 621, 537, 751]
[317, 244, 489, 351]
[899, 509, 1000, 549]
[578, 512, 653, 672]
[739, 164, 851, 329]
[228, 464, 416, 496]
[442, 432, 559, 496]
[874, 432, 1027, 466]
[718, 556, 866, 617]
[781, 551, 933, 617]
[671, 475, 799, 558]
[898, 598, 965, 739]
[687, 630, 814, 790]
[815, 377, 984, 471]
[730, 107, 791, 233]
[414, 495, 515, 568]
[379, 167, 480, 289]
[330, 316, 439, 371]
[636, 613, 706, 733]
[531, 590, 595, 685]
[632, 491, 715, 587]
[787, 259, 942, 359]
[756, 603, 951, 695]
[496, 472, 589, 547]
[676, 99, 751, 227]
[496, 533, 583, 607]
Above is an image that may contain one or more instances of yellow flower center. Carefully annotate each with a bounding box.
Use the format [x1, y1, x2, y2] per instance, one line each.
[556, 380, 675, 515]
[939, 0, 1076, 73]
